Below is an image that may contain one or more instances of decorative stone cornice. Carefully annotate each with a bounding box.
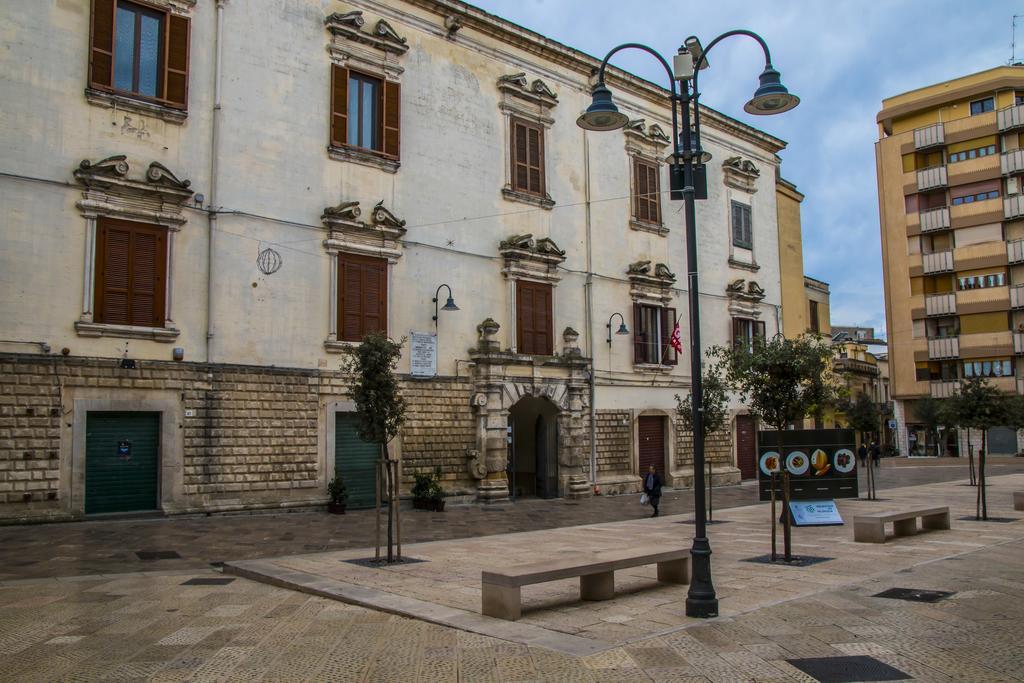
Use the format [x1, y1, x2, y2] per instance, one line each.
[499, 233, 565, 283]
[726, 278, 766, 318]
[73, 156, 192, 226]
[325, 10, 409, 55]
[722, 156, 760, 194]
[627, 260, 676, 305]
[321, 199, 406, 262]
[497, 72, 558, 108]
[623, 118, 671, 153]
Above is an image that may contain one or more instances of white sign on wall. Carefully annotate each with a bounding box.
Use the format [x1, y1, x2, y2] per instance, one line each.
[410, 332, 437, 378]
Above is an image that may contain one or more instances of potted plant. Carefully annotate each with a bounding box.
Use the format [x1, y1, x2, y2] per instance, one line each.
[412, 467, 446, 511]
[327, 476, 348, 514]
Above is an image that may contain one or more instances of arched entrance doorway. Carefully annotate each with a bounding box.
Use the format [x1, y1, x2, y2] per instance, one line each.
[507, 396, 559, 499]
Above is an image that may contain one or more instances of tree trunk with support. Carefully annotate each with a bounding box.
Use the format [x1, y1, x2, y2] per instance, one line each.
[977, 431, 988, 520]
[384, 446, 394, 563]
[968, 429, 977, 485]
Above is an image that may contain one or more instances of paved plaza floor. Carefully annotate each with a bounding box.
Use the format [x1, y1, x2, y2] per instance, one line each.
[0, 459, 1022, 681]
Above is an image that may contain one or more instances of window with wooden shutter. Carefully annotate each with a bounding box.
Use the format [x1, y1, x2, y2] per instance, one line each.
[94, 218, 167, 328]
[632, 158, 661, 225]
[330, 64, 349, 148]
[634, 304, 675, 365]
[511, 118, 545, 196]
[338, 253, 387, 342]
[516, 280, 552, 355]
[661, 307, 678, 365]
[88, 0, 190, 110]
[382, 80, 401, 159]
[731, 201, 753, 249]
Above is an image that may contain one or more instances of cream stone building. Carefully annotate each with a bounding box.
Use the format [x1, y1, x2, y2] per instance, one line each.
[0, 0, 796, 521]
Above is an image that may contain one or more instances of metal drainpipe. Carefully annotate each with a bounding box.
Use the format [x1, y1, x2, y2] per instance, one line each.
[583, 130, 597, 486]
[206, 0, 226, 363]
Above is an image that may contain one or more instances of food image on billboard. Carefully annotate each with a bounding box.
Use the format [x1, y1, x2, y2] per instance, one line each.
[759, 451, 781, 476]
[785, 451, 809, 476]
[833, 448, 855, 474]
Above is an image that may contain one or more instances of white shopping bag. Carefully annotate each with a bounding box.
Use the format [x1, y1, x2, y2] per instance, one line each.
[640, 493, 649, 505]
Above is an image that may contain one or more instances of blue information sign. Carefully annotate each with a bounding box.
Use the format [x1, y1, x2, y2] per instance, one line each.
[788, 500, 843, 526]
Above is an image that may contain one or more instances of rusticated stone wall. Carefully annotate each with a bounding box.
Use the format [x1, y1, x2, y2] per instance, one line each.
[398, 379, 477, 494]
[594, 410, 632, 478]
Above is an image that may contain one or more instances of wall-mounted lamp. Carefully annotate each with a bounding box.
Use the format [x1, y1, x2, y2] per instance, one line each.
[606, 312, 630, 345]
[433, 284, 459, 326]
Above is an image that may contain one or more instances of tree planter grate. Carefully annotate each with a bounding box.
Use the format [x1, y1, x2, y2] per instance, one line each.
[343, 556, 428, 568]
[741, 554, 833, 567]
[786, 655, 910, 682]
[956, 516, 1019, 523]
[135, 550, 180, 560]
[872, 587, 954, 603]
[181, 577, 235, 586]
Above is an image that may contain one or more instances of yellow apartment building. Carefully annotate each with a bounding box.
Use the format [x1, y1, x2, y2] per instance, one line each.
[877, 65, 1024, 457]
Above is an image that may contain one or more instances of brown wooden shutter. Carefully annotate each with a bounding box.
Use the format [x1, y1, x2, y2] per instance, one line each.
[662, 307, 678, 365]
[528, 125, 544, 195]
[382, 80, 401, 159]
[96, 223, 131, 325]
[732, 317, 743, 348]
[536, 283, 552, 355]
[512, 120, 530, 193]
[330, 64, 349, 147]
[516, 280, 531, 352]
[648, 163, 661, 224]
[363, 257, 387, 335]
[516, 281, 552, 354]
[632, 303, 645, 364]
[634, 159, 649, 222]
[94, 219, 165, 327]
[338, 254, 387, 341]
[163, 13, 190, 108]
[89, 0, 116, 90]
[129, 229, 166, 327]
[340, 255, 362, 342]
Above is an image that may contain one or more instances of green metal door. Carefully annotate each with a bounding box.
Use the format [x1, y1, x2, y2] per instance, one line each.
[335, 413, 379, 509]
[85, 412, 160, 514]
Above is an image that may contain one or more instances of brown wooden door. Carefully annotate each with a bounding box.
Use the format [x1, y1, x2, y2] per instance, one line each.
[638, 416, 665, 474]
[736, 415, 757, 480]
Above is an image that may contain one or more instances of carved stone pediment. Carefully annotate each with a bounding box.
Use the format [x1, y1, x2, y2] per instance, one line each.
[321, 199, 405, 262]
[499, 234, 565, 283]
[726, 278, 766, 318]
[624, 118, 671, 152]
[627, 261, 675, 305]
[325, 11, 409, 55]
[723, 156, 760, 193]
[497, 72, 558, 109]
[74, 156, 192, 225]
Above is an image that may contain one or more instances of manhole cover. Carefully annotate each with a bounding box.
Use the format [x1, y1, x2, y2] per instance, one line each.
[180, 577, 235, 586]
[343, 556, 428, 568]
[741, 554, 833, 567]
[786, 655, 910, 682]
[873, 587, 954, 603]
[956, 516, 1019, 523]
[135, 550, 181, 560]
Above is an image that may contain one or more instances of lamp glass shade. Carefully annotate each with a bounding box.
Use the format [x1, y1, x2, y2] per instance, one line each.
[442, 296, 459, 312]
[576, 83, 630, 131]
[743, 66, 799, 115]
[616, 322, 630, 335]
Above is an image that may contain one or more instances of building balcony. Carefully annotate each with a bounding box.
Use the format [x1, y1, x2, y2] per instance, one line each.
[1009, 239, 1024, 264]
[922, 250, 954, 274]
[1002, 149, 1024, 176]
[959, 330, 1012, 358]
[924, 292, 956, 316]
[913, 122, 945, 150]
[927, 336, 959, 359]
[930, 380, 960, 398]
[956, 284, 1009, 313]
[919, 206, 950, 232]
[1015, 331, 1024, 354]
[1005, 194, 1024, 220]
[990, 375, 1017, 394]
[916, 165, 947, 192]
[1012, 284, 1024, 309]
[998, 103, 1024, 132]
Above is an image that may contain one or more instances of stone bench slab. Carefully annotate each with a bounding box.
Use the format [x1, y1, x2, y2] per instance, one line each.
[853, 506, 950, 543]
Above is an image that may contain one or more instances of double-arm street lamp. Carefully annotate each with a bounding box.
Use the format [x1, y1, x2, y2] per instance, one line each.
[578, 31, 798, 619]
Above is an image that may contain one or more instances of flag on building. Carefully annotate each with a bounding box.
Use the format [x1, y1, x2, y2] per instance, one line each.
[670, 319, 682, 354]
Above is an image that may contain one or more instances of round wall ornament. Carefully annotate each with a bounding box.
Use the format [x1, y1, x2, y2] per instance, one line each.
[256, 247, 282, 275]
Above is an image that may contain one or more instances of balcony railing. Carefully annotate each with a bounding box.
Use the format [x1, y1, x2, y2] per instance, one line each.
[1002, 149, 1024, 176]
[922, 250, 954, 274]
[998, 103, 1024, 132]
[924, 292, 956, 316]
[928, 336, 959, 359]
[917, 165, 947, 192]
[919, 206, 950, 232]
[913, 123, 945, 149]
[1012, 284, 1024, 308]
[1009, 239, 1024, 264]
[1015, 331, 1024, 355]
[1005, 195, 1024, 220]
[930, 380, 960, 398]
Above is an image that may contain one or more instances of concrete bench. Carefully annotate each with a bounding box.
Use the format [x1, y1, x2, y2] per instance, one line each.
[481, 547, 690, 621]
[1014, 492, 1023, 511]
[853, 506, 950, 543]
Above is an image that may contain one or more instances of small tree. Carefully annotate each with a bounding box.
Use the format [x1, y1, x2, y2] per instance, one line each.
[946, 377, 1008, 520]
[843, 392, 880, 500]
[914, 395, 948, 457]
[345, 333, 406, 562]
[713, 333, 838, 562]
[676, 356, 729, 520]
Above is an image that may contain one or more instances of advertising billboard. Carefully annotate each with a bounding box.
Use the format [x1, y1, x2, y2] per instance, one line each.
[757, 429, 858, 501]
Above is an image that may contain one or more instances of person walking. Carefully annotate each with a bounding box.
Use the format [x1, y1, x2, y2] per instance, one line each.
[858, 443, 868, 468]
[643, 464, 663, 518]
[870, 441, 881, 469]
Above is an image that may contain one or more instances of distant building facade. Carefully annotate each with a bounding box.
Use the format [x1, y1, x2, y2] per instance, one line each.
[0, 0, 799, 521]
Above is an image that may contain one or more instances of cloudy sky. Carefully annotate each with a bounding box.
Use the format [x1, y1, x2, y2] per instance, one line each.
[470, 0, 1021, 337]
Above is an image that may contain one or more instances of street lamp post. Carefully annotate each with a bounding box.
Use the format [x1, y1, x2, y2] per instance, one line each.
[578, 30, 798, 619]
